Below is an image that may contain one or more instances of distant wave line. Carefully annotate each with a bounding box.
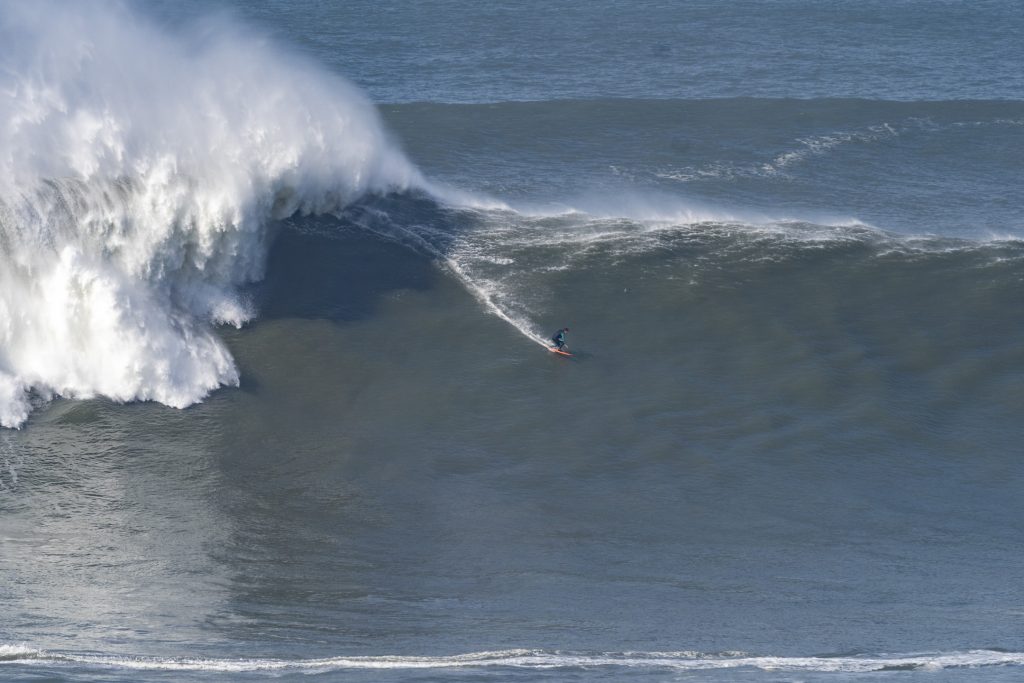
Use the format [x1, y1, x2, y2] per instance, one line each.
[3, 645, 1024, 673]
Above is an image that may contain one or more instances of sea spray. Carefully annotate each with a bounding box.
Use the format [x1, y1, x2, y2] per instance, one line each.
[0, 1, 421, 427]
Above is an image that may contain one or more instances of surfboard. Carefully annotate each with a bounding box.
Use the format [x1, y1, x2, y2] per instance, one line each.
[548, 346, 573, 357]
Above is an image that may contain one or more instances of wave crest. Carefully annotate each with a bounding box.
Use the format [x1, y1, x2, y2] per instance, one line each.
[0, 1, 422, 427]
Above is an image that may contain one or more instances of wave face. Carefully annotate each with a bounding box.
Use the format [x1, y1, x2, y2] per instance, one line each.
[0, 1, 420, 427]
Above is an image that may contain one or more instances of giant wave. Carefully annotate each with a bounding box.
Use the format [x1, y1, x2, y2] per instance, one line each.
[0, 1, 421, 427]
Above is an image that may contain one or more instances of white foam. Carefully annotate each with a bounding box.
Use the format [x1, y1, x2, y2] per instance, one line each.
[773, 123, 900, 170]
[499, 189, 864, 230]
[0, 644, 38, 659]
[657, 121, 904, 183]
[0, 1, 422, 426]
[3, 646, 1023, 674]
[346, 209, 551, 348]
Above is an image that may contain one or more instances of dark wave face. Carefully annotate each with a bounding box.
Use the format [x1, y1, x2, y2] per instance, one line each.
[3, 2, 1024, 682]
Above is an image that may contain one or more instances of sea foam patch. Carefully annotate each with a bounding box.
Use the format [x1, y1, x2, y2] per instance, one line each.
[2, 646, 1023, 674]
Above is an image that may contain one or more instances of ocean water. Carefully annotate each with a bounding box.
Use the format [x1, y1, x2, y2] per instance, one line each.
[2, 1, 1024, 681]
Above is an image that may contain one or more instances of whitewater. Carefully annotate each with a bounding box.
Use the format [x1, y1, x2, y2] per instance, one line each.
[0, 1, 420, 427]
[5, 644, 1024, 675]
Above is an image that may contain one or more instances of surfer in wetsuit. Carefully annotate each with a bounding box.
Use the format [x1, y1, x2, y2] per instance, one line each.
[551, 327, 569, 351]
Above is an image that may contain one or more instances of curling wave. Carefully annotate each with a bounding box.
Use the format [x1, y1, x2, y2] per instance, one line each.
[0, 1, 421, 426]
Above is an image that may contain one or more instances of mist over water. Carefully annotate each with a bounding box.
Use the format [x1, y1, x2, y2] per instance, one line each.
[2, 2, 1024, 682]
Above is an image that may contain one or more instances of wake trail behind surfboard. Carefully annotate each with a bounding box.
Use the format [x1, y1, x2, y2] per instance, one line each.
[344, 206, 552, 350]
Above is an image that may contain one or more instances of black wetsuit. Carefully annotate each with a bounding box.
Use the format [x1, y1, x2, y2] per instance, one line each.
[551, 329, 567, 350]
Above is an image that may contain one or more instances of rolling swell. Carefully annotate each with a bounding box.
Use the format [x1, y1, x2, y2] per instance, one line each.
[384, 98, 1024, 237]
[223, 183, 1024, 472]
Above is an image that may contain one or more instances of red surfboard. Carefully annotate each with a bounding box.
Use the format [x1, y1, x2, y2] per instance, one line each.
[548, 347, 573, 357]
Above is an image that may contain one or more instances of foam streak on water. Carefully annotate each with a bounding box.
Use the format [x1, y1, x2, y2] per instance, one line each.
[3, 645, 1024, 674]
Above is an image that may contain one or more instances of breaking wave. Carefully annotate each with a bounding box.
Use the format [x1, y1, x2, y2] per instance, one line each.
[0, 1, 421, 427]
[4, 645, 1024, 674]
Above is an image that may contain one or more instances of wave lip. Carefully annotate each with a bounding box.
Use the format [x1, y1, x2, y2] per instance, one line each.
[3, 646, 1023, 674]
[0, 1, 422, 427]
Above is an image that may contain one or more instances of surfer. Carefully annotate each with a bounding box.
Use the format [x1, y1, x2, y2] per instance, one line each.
[551, 327, 570, 351]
